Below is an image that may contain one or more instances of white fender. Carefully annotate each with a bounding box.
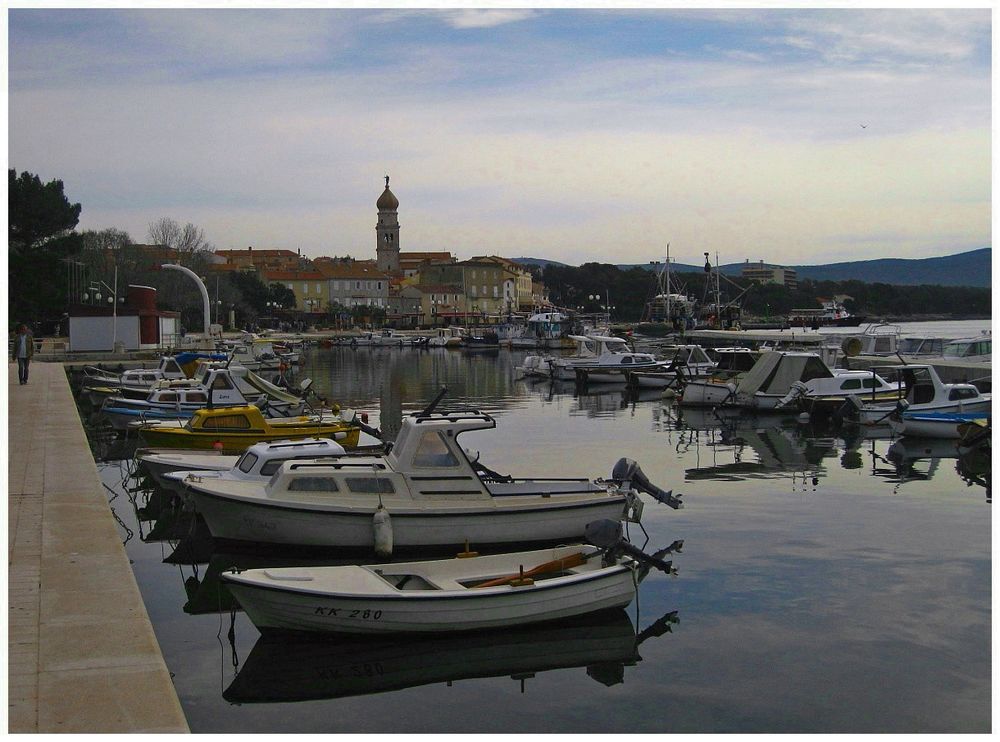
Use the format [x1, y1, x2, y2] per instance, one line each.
[373, 504, 393, 558]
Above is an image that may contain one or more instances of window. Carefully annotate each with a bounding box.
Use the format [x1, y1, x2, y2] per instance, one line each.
[237, 452, 259, 474]
[164, 361, 182, 374]
[377, 282, 382, 290]
[413, 432, 460, 467]
[159, 392, 179, 402]
[471, 285, 477, 296]
[201, 414, 252, 429]
[356, 281, 361, 290]
[493, 285, 498, 298]
[260, 458, 290, 476]
[949, 387, 979, 401]
[288, 477, 340, 492]
[316, 283, 322, 294]
[862, 378, 878, 389]
[212, 375, 234, 390]
[840, 379, 862, 390]
[346, 477, 395, 494]
[303, 284, 309, 295]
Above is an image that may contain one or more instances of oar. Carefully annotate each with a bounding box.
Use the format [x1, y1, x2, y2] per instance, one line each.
[472, 551, 593, 588]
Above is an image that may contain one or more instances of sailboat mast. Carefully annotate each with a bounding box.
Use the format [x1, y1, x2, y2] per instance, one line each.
[665, 242, 671, 323]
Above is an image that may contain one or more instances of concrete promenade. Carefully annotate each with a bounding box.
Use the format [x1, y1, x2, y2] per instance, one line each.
[8, 361, 189, 732]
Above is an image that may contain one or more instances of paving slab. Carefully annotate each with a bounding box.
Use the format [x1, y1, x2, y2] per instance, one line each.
[7, 362, 188, 733]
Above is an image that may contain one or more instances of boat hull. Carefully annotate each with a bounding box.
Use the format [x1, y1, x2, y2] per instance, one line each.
[186, 485, 632, 550]
[222, 556, 636, 634]
[138, 425, 361, 452]
[888, 411, 991, 439]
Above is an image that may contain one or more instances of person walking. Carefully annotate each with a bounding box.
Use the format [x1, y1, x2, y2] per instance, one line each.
[12, 324, 34, 385]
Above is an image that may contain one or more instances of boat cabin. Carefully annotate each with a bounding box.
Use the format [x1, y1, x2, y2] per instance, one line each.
[942, 335, 991, 363]
[258, 410, 600, 500]
[873, 365, 986, 406]
[230, 438, 347, 480]
[735, 352, 834, 401]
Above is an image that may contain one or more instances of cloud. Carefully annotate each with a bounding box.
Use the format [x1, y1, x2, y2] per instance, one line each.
[7, 9, 991, 266]
[437, 9, 540, 29]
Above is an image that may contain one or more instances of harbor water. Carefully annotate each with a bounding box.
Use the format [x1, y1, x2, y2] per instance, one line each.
[83, 323, 990, 733]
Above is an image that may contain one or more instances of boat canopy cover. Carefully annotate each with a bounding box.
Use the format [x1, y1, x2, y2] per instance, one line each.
[175, 351, 228, 367]
[243, 370, 303, 405]
[736, 352, 833, 396]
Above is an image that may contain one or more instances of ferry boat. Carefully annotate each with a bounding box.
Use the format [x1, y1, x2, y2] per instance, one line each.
[788, 298, 864, 328]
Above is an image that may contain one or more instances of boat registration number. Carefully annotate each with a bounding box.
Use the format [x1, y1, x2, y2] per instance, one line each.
[314, 607, 384, 621]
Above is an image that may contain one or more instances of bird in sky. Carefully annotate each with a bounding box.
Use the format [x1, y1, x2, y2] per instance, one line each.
[860, 123, 868, 128]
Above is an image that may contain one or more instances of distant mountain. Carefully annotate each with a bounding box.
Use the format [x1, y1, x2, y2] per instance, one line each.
[785, 248, 991, 287]
[511, 257, 570, 269]
[516, 249, 991, 288]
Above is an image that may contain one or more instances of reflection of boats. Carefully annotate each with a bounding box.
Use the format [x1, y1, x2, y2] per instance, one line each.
[182, 409, 674, 550]
[222, 522, 676, 634]
[683, 426, 830, 482]
[134, 405, 364, 452]
[223, 607, 679, 703]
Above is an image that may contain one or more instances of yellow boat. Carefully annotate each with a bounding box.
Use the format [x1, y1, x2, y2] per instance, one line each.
[135, 405, 363, 452]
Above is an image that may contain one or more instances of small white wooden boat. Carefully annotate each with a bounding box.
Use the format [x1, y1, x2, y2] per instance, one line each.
[221, 521, 677, 634]
[179, 408, 677, 551]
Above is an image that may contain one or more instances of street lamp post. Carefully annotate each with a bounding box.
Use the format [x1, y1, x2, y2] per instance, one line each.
[86, 265, 121, 351]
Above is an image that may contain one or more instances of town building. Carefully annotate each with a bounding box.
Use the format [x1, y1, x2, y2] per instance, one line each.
[470, 255, 534, 313]
[740, 260, 798, 289]
[260, 269, 329, 313]
[314, 258, 391, 311]
[68, 285, 180, 352]
[215, 247, 306, 273]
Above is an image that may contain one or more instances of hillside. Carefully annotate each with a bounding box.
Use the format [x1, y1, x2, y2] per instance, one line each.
[515, 248, 991, 288]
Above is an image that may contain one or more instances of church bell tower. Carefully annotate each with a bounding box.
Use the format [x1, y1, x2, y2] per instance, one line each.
[375, 175, 401, 274]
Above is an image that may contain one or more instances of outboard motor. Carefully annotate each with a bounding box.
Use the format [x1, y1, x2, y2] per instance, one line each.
[776, 380, 808, 409]
[584, 519, 678, 576]
[612, 458, 682, 509]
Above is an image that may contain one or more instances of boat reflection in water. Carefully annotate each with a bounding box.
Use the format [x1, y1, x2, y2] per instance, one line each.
[884, 435, 991, 501]
[223, 607, 679, 704]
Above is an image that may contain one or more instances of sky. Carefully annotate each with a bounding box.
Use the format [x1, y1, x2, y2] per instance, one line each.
[7, 6, 992, 268]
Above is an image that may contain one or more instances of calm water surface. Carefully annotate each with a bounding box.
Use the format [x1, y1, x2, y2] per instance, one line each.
[87, 332, 990, 733]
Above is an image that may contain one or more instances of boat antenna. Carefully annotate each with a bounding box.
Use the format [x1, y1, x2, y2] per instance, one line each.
[418, 387, 448, 417]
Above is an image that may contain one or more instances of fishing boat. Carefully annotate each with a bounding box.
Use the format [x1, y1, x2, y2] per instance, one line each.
[80, 352, 227, 404]
[845, 364, 991, 426]
[887, 409, 991, 439]
[220, 519, 678, 634]
[134, 404, 364, 452]
[178, 407, 679, 550]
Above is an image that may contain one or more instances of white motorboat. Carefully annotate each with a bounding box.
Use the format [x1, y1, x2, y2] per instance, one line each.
[550, 335, 670, 383]
[139, 437, 350, 491]
[428, 327, 466, 347]
[777, 368, 904, 417]
[941, 332, 991, 364]
[101, 366, 311, 431]
[624, 344, 717, 389]
[221, 520, 678, 634]
[179, 408, 679, 551]
[846, 364, 991, 425]
[680, 351, 835, 410]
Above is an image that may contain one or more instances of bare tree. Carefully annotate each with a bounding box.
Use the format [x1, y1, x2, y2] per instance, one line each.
[147, 217, 213, 257]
